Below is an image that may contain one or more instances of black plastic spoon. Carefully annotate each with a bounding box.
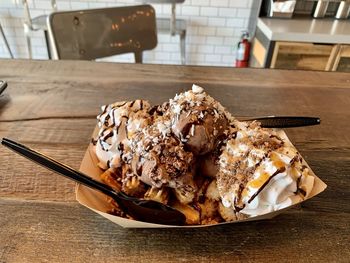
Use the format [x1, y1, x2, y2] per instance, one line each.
[238, 116, 320, 128]
[1, 138, 186, 226]
[0, 80, 7, 95]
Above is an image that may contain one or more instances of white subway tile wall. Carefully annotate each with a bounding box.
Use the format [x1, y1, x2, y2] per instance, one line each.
[0, 0, 261, 66]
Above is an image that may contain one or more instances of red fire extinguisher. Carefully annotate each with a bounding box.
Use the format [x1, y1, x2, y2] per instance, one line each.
[235, 31, 251, 68]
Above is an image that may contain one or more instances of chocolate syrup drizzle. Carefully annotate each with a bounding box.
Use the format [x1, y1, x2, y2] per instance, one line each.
[231, 150, 272, 211]
[294, 164, 307, 196]
[247, 167, 286, 204]
[97, 102, 136, 152]
[90, 138, 97, 146]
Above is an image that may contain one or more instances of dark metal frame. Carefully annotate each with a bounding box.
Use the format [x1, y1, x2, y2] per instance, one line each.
[48, 5, 158, 63]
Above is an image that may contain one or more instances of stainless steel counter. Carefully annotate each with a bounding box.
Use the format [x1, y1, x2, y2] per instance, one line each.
[258, 17, 350, 44]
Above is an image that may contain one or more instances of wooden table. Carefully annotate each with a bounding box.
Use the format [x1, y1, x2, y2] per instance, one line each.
[0, 59, 349, 262]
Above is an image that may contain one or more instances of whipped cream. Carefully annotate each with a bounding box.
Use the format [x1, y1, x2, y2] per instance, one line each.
[95, 100, 151, 169]
[218, 121, 314, 217]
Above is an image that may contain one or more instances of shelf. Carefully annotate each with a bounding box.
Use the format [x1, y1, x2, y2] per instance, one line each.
[257, 17, 350, 44]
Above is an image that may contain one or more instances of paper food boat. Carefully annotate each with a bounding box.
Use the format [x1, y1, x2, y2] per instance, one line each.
[77, 129, 327, 228]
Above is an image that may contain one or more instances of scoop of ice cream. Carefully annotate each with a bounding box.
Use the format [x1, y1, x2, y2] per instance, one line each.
[95, 100, 152, 169]
[217, 121, 314, 218]
[167, 84, 232, 155]
[197, 153, 219, 178]
[197, 131, 231, 178]
[130, 116, 197, 203]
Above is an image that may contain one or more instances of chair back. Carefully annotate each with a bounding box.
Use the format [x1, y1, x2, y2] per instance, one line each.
[23, 0, 57, 29]
[48, 5, 157, 63]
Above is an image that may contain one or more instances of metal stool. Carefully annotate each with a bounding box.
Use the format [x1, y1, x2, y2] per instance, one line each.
[0, 22, 13, 58]
[48, 5, 158, 63]
[22, 0, 57, 59]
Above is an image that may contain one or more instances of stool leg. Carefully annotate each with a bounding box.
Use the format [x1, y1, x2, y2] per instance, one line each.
[0, 23, 13, 58]
[44, 30, 51, 59]
[25, 34, 32, 59]
[24, 24, 32, 59]
[134, 52, 143, 63]
[180, 30, 186, 65]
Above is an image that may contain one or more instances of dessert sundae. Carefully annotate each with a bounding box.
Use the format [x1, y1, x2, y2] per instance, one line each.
[93, 85, 315, 225]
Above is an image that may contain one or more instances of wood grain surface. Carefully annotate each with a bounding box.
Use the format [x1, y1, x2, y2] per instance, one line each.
[0, 59, 349, 262]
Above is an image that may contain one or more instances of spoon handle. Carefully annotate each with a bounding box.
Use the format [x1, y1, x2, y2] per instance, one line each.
[239, 116, 321, 128]
[1, 138, 128, 201]
[1, 138, 187, 225]
[0, 80, 7, 95]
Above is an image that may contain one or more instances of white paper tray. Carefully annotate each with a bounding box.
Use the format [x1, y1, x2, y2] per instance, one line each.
[77, 129, 327, 228]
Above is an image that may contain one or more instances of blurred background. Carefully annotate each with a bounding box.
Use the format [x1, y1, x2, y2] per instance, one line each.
[0, 0, 260, 66]
[1, 0, 350, 71]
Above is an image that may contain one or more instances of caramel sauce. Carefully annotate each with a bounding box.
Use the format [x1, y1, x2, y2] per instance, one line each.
[128, 131, 135, 138]
[270, 152, 285, 170]
[302, 167, 309, 177]
[246, 152, 287, 191]
[290, 167, 300, 180]
[248, 171, 270, 189]
[241, 188, 248, 198]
